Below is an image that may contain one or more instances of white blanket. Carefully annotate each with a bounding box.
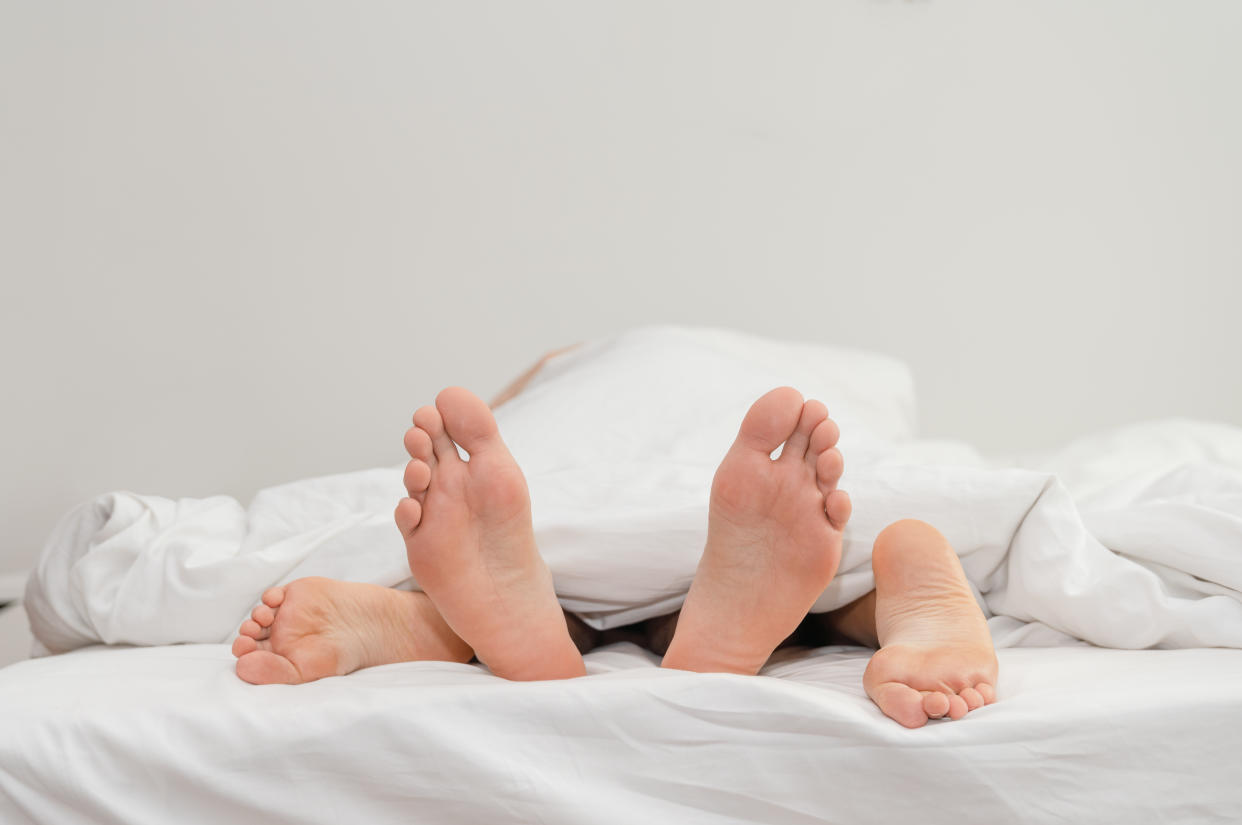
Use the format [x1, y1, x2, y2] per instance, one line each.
[23, 326, 1242, 654]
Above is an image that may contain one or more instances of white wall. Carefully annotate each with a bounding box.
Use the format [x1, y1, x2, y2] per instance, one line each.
[2, 1, 1240, 578]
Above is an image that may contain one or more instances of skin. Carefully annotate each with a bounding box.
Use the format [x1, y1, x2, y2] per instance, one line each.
[233, 350, 998, 727]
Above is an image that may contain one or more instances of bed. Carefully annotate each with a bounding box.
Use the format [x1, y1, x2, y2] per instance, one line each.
[4, 327, 1242, 823]
[3, 641, 1241, 823]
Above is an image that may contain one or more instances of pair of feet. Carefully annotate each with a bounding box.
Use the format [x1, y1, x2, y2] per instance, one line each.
[232, 387, 997, 728]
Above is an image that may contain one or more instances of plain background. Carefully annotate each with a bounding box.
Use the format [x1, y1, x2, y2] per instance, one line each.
[1, 1, 1240, 585]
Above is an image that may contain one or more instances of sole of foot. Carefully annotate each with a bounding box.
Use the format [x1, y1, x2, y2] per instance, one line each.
[395, 387, 585, 681]
[662, 386, 852, 675]
[231, 577, 472, 685]
[863, 519, 999, 728]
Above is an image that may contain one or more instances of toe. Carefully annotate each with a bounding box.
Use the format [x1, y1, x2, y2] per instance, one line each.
[806, 416, 841, 462]
[240, 619, 268, 640]
[960, 687, 985, 711]
[976, 682, 997, 704]
[232, 635, 257, 657]
[394, 497, 423, 537]
[404, 425, 435, 464]
[869, 682, 930, 729]
[261, 587, 285, 609]
[947, 694, 970, 720]
[404, 459, 432, 495]
[824, 489, 852, 531]
[252, 605, 275, 628]
[436, 387, 503, 458]
[735, 387, 804, 456]
[780, 400, 828, 464]
[816, 447, 845, 492]
[413, 405, 460, 464]
[236, 650, 303, 685]
[922, 691, 950, 719]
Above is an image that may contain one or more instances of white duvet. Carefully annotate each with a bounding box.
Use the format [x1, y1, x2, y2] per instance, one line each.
[23, 326, 1242, 655]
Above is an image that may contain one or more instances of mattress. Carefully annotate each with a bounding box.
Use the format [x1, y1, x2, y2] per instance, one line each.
[2, 642, 1240, 824]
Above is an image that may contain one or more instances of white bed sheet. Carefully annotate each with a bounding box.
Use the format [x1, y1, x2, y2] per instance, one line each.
[2, 642, 1240, 824]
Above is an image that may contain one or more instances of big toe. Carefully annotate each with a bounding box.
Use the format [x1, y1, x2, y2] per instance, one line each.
[870, 682, 930, 729]
[436, 387, 503, 456]
[735, 387, 805, 455]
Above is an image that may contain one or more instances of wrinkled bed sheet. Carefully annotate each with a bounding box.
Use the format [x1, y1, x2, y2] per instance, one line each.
[24, 326, 1242, 654]
[2, 642, 1241, 824]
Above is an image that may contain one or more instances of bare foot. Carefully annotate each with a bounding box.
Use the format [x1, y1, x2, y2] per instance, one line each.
[231, 577, 472, 685]
[662, 387, 852, 675]
[395, 387, 585, 681]
[863, 519, 999, 728]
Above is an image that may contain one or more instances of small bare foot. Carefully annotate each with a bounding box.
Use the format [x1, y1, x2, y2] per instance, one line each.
[662, 387, 852, 675]
[395, 387, 585, 681]
[231, 577, 472, 685]
[863, 519, 999, 728]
